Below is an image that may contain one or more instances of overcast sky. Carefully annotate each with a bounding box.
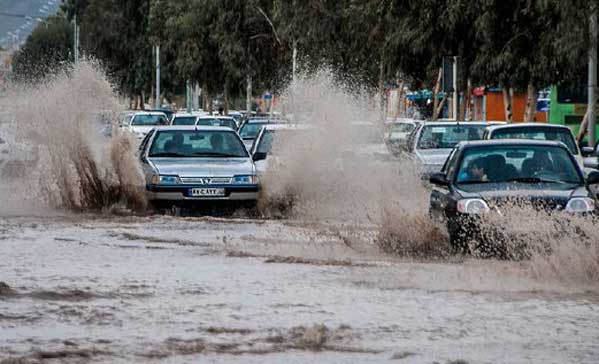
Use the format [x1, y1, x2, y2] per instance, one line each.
[0, 0, 61, 49]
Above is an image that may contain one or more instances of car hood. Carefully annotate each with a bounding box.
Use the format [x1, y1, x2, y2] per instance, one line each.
[149, 158, 254, 177]
[415, 148, 452, 165]
[457, 183, 589, 207]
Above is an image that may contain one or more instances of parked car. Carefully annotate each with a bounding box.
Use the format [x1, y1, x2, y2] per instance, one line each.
[171, 113, 200, 126]
[250, 124, 312, 176]
[428, 139, 599, 251]
[385, 119, 422, 155]
[139, 126, 260, 212]
[483, 123, 583, 170]
[122, 111, 169, 139]
[405, 121, 498, 178]
[238, 118, 288, 150]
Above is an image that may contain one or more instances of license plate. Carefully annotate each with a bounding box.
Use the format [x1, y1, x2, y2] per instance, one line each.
[189, 188, 225, 197]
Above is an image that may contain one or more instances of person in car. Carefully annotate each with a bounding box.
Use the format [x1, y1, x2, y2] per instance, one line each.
[165, 132, 185, 154]
[458, 158, 488, 182]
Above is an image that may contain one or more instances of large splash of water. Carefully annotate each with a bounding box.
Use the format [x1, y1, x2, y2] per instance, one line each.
[259, 69, 446, 250]
[0, 62, 146, 214]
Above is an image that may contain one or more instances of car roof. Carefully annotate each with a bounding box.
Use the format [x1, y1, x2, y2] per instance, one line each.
[263, 124, 312, 131]
[459, 139, 568, 148]
[152, 126, 234, 132]
[421, 121, 500, 126]
[132, 111, 167, 116]
[198, 115, 235, 120]
[486, 123, 571, 132]
[245, 118, 286, 124]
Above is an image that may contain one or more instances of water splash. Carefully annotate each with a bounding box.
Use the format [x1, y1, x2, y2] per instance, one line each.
[0, 61, 146, 214]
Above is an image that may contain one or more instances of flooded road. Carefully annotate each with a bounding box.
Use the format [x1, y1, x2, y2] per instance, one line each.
[1, 214, 598, 364]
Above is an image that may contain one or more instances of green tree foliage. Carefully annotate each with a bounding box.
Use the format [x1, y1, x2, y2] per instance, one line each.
[14, 0, 597, 102]
[12, 16, 73, 81]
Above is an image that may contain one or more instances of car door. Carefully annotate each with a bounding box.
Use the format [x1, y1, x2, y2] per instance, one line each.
[429, 147, 459, 221]
[138, 130, 155, 184]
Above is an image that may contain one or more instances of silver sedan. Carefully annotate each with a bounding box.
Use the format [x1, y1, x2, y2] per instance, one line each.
[139, 126, 260, 210]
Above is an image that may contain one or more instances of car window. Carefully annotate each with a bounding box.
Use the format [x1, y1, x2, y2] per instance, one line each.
[139, 130, 154, 154]
[239, 123, 266, 139]
[456, 145, 582, 185]
[391, 123, 415, 133]
[131, 114, 168, 126]
[490, 127, 578, 155]
[417, 125, 486, 149]
[442, 147, 460, 177]
[148, 130, 248, 158]
[172, 116, 197, 126]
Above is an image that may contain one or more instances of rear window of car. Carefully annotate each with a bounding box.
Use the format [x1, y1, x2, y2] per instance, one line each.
[490, 127, 578, 155]
[418, 125, 486, 149]
[131, 114, 168, 126]
[172, 116, 197, 126]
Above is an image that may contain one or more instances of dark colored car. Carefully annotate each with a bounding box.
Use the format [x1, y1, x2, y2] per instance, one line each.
[428, 139, 599, 250]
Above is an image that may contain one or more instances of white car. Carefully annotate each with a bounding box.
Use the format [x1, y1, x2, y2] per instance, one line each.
[122, 111, 169, 139]
[483, 123, 584, 172]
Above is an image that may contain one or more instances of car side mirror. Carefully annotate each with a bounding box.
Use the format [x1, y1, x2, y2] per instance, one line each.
[582, 146, 595, 157]
[429, 172, 449, 186]
[252, 152, 267, 162]
[587, 171, 599, 185]
[584, 157, 599, 170]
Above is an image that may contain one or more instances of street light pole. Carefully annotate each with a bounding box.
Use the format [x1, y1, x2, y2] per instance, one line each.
[588, 4, 597, 147]
[452, 56, 458, 121]
[155, 44, 160, 109]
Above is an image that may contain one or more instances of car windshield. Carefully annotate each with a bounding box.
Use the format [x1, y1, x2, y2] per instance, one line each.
[418, 124, 486, 149]
[490, 127, 578, 154]
[196, 118, 236, 129]
[391, 123, 415, 133]
[456, 145, 582, 185]
[131, 114, 168, 126]
[148, 130, 248, 158]
[172, 116, 197, 126]
[239, 122, 266, 139]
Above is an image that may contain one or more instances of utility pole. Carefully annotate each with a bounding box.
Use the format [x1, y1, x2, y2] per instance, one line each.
[186, 80, 192, 113]
[154, 44, 160, 109]
[292, 42, 298, 83]
[73, 14, 80, 65]
[452, 56, 458, 121]
[588, 4, 597, 147]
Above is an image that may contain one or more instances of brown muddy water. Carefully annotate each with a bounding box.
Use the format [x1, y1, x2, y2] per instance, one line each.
[0, 64, 598, 363]
[1, 214, 598, 364]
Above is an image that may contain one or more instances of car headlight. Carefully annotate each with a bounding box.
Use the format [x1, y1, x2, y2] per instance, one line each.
[457, 198, 490, 214]
[151, 175, 181, 184]
[565, 197, 595, 213]
[233, 175, 259, 184]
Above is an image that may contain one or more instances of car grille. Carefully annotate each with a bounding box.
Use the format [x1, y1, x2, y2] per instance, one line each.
[180, 177, 232, 184]
[491, 197, 567, 212]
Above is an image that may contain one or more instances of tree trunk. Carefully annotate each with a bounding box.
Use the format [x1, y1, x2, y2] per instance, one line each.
[466, 79, 473, 121]
[378, 61, 386, 121]
[208, 96, 213, 114]
[577, 108, 590, 144]
[435, 94, 447, 120]
[432, 68, 442, 121]
[458, 81, 471, 121]
[524, 83, 537, 122]
[223, 82, 230, 115]
[502, 87, 513, 122]
[395, 80, 404, 120]
[246, 74, 252, 114]
[202, 83, 208, 111]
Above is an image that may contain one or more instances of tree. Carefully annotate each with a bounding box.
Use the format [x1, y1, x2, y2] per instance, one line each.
[12, 16, 74, 82]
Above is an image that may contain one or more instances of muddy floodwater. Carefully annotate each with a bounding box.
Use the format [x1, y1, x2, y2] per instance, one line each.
[1, 214, 598, 364]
